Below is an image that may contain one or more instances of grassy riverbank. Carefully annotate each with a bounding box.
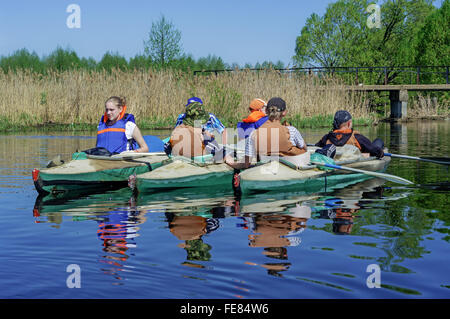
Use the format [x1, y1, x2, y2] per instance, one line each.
[0, 69, 447, 132]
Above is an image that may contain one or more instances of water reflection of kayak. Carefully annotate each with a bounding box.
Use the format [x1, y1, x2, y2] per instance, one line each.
[136, 187, 236, 216]
[33, 187, 135, 218]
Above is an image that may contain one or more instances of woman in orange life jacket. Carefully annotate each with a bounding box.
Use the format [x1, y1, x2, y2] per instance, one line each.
[96, 96, 149, 154]
[315, 110, 384, 158]
[226, 97, 308, 169]
[236, 98, 268, 140]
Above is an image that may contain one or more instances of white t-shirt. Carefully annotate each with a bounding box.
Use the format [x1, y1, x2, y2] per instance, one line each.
[125, 121, 137, 151]
[125, 121, 136, 140]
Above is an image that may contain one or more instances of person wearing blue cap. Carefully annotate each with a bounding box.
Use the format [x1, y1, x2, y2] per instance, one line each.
[315, 110, 384, 158]
[174, 97, 227, 144]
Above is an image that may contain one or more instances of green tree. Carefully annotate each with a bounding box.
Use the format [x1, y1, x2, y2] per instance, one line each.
[0, 48, 45, 73]
[293, 0, 369, 68]
[143, 15, 182, 67]
[195, 54, 226, 71]
[129, 54, 153, 70]
[293, 0, 436, 83]
[45, 47, 82, 71]
[415, 0, 450, 82]
[97, 52, 128, 71]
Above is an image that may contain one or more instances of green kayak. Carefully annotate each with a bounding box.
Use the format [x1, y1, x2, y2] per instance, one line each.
[32, 152, 169, 197]
[135, 155, 235, 193]
[236, 154, 391, 195]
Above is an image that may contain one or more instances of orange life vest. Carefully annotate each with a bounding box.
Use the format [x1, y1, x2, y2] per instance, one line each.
[326, 128, 362, 150]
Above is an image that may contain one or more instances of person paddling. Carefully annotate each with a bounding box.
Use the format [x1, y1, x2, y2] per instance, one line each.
[96, 96, 148, 154]
[174, 97, 228, 144]
[236, 98, 268, 139]
[226, 97, 307, 169]
[168, 100, 224, 159]
[315, 110, 384, 158]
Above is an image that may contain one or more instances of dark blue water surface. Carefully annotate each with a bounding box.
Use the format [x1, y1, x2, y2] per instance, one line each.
[1, 122, 449, 299]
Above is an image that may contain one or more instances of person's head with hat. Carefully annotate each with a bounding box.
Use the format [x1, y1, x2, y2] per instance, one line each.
[249, 98, 267, 114]
[332, 110, 352, 131]
[183, 96, 209, 127]
[265, 97, 288, 122]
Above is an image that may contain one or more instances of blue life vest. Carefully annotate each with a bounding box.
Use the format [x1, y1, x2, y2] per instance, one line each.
[96, 113, 138, 154]
[237, 116, 268, 139]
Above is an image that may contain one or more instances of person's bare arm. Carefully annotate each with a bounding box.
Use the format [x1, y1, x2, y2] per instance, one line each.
[132, 126, 149, 153]
[225, 155, 252, 169]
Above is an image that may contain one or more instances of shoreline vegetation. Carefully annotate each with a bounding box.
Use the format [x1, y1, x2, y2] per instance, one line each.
[0, 68, 448, 133]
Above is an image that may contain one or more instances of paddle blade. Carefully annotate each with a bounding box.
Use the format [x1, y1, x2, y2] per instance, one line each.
[421, 156, 450, 165]
[312, 162, 414, 185]
[385, 153, 450, 166]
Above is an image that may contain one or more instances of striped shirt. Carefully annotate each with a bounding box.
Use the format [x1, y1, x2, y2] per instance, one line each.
[245, 126, 306, 158]
[175, 112, 225, 135]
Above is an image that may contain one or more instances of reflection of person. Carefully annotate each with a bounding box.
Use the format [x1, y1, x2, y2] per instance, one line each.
[332, 209, 356, 235]
[237, 98, 268, 140]
[166, 214, 219, 264]
[243, 206, 310, 277]
[226, 97, 307, 169]
[315, 198, 358, 235]
[97, 208, 147, 279]
[96, 96, 149, 154]
[315, 110, 384, 158]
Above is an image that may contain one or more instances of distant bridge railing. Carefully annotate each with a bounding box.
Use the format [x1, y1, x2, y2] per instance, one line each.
[193, 65, 450, 85]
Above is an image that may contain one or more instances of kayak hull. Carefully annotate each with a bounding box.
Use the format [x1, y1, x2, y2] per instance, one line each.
[135, 159, 234, 193]
[238, 156, 391, 195]
[33, 155, 168, 197]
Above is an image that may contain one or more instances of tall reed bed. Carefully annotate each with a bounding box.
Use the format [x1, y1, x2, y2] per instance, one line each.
[0, 68, 402, 131]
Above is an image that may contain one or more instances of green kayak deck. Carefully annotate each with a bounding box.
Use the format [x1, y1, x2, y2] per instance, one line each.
[135, 158, 235, 192]
[33, 154, 169, 197]
[237, 156, 391, 195]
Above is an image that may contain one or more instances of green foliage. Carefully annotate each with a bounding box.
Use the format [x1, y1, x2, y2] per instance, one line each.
[415, 0, 450, 83]
[195, 55, 226, 71]
[128, 54, 153, 70]
[138, 116, 176, 129]
[293, 0, 439, 85]
[45, 47, 82, 71]
[287, 113, 373, 129]
[40, 92, 47, 105]
[143, 15, 182, 66]
[97, 52, 128, 71]
[205, 80, 242, 126]
[0, 48, 46, 73]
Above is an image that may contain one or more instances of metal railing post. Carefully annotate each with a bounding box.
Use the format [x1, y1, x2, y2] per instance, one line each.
[446, 66, 449, 84]
[416, 67, 420, 84]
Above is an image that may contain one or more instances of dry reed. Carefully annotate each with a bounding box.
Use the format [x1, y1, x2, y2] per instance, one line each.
[1, 68, 445, 129]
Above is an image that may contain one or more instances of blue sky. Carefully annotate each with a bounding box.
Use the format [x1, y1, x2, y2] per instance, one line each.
[0, 0, 339, 66]
[0, 0, 443, 66]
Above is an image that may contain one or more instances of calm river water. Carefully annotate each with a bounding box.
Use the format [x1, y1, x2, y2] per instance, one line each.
[0, 121, 449, 299]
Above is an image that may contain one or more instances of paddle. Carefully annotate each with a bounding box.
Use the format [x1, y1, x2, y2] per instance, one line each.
[310, 161, 414, 185]
[111, 152, 167, 160]
[384, 153, 450, 166]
